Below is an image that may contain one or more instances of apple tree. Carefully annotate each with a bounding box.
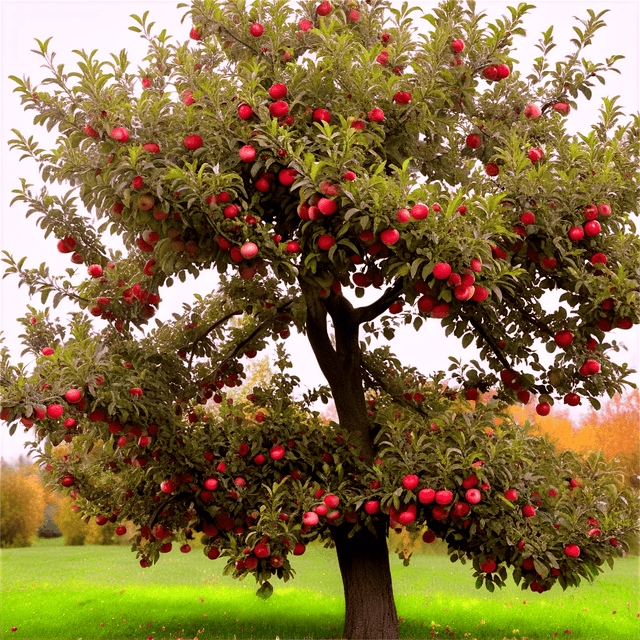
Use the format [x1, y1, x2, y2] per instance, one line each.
[2, 1, 639, 638]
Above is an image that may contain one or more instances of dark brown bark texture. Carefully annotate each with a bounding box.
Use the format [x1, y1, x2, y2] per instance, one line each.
[303, 283, 400, 639]
[333, 519, 400, 640]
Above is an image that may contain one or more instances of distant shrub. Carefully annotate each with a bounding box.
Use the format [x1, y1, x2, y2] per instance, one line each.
[1, 460, 46, 548]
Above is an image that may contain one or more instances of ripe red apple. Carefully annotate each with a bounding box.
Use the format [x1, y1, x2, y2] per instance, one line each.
[318, 235, 335, 250]
[485, 162, 499, 176]
[554, 330, 573, 348]
[465, 488, 481, 504]
[240, 242, 258, 260]
[393, 91, 412, 104]
[452, 501, 470, 517]
[161, 480, 177, 494]
[522, 505, 536, 517]
[269, 83, 287, 99]
[432, 263, 452, 280]
[313, 108, 331, 123]
[435, 490, 453, 505]
[598, 203, 611, 216]
[270, 445, 285, 460]
[422, 530, 436, 543]
[564, 544, 580, 558]
[46, 404, 64, 419]
[584, 220, 601, 237]
[504, 489, 518, 501]
[269, 101, 289, 118]
[109, 127, 129, 142]
[584, 204, 598, 220]
[87, 264, 103, 278]
[496, 64, 510, 79]
[364, 500, 379, 515]
[466, 133, 482, 148]
[204, 478, 218, 491]
[451, 38, 464, 52]
[480, 558, 496, 573]
[418, 488, 435, 504]
[410, 203, 429, 220]
[527, 148, 544, 163]
[524, 104, 541, 119]
[61, 476, 75, 487]
[564, 392, 580, 406]
[303, 511, 319, 527]
[368, 108, 385, 122]
[317, 198, 337, 215]
[183, 134, 202, 150]
[482, 66, 498, 81]
[238, 104, 254, 120]
[553, 102, 570, 115]
[402, 475, 419, 491]
[64, 389, 81, 403]
[398, 510, 416, 525]
[324, 494, 339, 509]
[249, 23, 264, 37]
[239, 145, 256, 162]
[316, 1, 332, 16]
[520, 211, 535, 225]
[380, 229, 400, 246]
[431, 506, 448, 520]
[536, 402, 551, 416]
[568, 226, 584, 241]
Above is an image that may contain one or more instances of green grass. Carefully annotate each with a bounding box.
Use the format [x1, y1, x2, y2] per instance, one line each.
[1, 538, 638, 640]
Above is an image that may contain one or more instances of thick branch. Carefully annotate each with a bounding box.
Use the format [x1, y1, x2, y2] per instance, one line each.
[468, 315, 514, 372]
[299, 278, 339, 381]
[354, 280, 405, 325]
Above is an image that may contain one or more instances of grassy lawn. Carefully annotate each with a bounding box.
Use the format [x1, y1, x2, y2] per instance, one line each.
[1, 538, 638, 640]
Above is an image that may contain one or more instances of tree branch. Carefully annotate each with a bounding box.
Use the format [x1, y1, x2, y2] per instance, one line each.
[354, 279, 405, 325]
[360, 354, 433, 422]
[468, 315, 514, 372]
[185, 309, 243, 371]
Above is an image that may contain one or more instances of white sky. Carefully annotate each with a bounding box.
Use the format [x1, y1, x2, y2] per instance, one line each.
[1, 1, 638, 463]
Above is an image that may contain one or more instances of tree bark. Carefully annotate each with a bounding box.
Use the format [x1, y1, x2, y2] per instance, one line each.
[302, 283, 399, 639]
[333, 519, 399, 640]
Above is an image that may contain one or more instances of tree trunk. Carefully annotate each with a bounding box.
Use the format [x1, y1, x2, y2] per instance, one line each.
[302, 284, 399, 639]
[333, 518, 399, 639]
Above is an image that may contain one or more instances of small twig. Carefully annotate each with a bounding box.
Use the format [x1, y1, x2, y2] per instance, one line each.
[468, 315, 514, 372]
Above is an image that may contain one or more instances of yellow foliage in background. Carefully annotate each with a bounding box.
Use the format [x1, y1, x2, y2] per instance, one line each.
[52, 495, 122, 546]
[0, 460, 46, 547]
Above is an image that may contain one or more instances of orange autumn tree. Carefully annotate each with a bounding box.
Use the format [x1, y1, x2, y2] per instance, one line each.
[510, 391, 639, 488]
[574, 390, 639, 488]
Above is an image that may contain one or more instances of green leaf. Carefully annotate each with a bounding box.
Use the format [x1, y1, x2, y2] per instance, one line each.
[256, 580, 274, 600]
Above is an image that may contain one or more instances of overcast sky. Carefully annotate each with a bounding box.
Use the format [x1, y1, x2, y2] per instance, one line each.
[1, 1, 638, 464]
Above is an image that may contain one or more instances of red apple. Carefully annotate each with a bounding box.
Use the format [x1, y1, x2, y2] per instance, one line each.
[239, 145, 256, 162]
[466, 134, 482, 148]
[270, 445, 285, 460]
[554, 330, 573, 348]
[303, 511, 319, 526]
[553, 102, 570, 115]
[249, 23, 264, 37]
[365, 500, 380, 515]
[410, 203, 429, 220]
[318, 235, 335, 250]
[47, 404, 64, 419]
[204, 478, 218, 491]
[496, 64, 510, 79]
[380, 229, 400, 246]
[522, 505, 536, 517]
[368, 108, 384, 122]
[109, 127, 129, 142]
[524, 104, 541, 119]
[432, 263, 451, 280]
[584, 220, 601, 237]
[451, 39, 464, 52]
[435, 490, 453, 505]
[485, 162, 499, 176]
[480, 558, 496, 573]
[238, 104, 254, 120]
[520, 211, 535, 225]
[87, 264, 103, 278]
[402, 475, 419, 491]
[419, 488, 435, 504]
[482, 66, 498, 81]
[564, 544, 580, 557]
[316, 1, 332, 16]
[465, 488, 481, 504]
[161, 480, 177, 494]
[422, 530, 436, 543]
[313, 108, 331, 123]
[536, 402, 551, 416]
[568, 226, 584, 241]
[504, 489, 518, 501]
